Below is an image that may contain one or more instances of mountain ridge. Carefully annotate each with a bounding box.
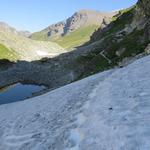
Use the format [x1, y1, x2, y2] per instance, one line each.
[31, 9, 115, 49]
[31, 9, 114, 38]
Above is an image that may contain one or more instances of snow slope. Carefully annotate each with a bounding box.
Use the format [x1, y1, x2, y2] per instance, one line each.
[0, 55, 150, 149]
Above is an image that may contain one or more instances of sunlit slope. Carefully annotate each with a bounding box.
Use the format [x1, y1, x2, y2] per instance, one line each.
[0, 44, 18, 60]
[52, 25, 99, 49]
[0, 22, 65, 61]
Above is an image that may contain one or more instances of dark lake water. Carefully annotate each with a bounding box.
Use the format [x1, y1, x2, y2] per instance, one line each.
[0, 83, 46, 105]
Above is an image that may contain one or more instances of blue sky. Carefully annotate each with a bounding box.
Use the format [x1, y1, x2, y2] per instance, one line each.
[0, 0, 137, 32]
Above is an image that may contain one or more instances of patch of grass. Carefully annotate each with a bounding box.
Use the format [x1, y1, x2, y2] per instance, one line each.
[0, 44, 18, 61]
[54, 25, 99, 50]
[31, 30, 49, 41]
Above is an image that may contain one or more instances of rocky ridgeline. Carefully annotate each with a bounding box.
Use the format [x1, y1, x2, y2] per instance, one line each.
[91, 0, 150, 43]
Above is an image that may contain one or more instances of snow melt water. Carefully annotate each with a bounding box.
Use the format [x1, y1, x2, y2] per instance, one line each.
[0, 83, 46, 105]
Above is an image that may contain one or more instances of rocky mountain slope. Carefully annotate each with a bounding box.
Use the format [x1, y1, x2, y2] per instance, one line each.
[31, 10, 114, 49]
[1, 52, 150, 149]
[74, 0, 150, 77]
[0, 22, 65, 61]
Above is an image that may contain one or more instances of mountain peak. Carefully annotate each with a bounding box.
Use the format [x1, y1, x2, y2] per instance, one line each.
[31, 9, 115, 43]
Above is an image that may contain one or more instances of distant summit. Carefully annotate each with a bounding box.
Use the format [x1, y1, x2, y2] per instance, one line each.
[31, 9, 114, 39]
[31, 9, 115, 49]
[0, 22, 31, 37]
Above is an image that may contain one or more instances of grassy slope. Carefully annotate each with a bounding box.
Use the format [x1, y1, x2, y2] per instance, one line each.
[32, 25, 99, 50]
[53, 25, 99, 50]
[0, 44, 18, 61]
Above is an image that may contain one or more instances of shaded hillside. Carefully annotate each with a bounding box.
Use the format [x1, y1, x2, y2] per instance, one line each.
[0, 22, 65, 61]
[31, 10, 114, 49]
[77, 2, 150, 77]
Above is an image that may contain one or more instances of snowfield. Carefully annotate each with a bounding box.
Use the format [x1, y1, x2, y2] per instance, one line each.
[0, 55, 150, 150]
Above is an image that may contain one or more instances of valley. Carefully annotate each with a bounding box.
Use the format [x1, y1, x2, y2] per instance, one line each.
[1, 0, 150, 149]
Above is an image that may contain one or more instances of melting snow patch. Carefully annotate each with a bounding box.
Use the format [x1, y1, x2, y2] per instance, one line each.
[36, 50, 50, 56]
